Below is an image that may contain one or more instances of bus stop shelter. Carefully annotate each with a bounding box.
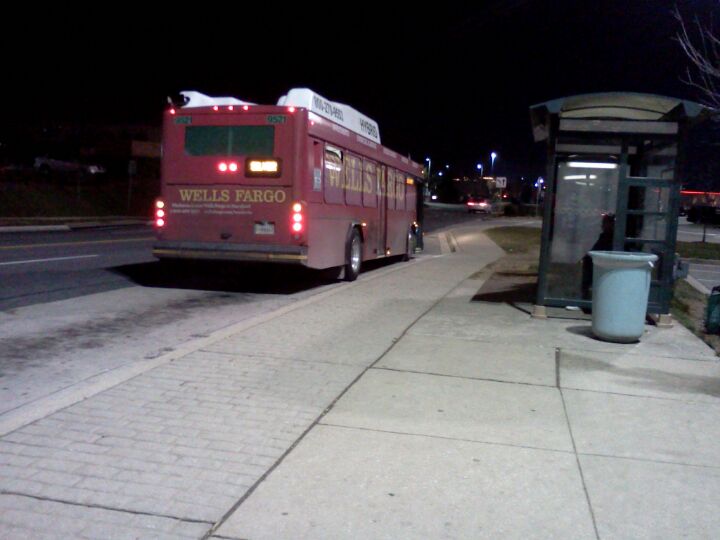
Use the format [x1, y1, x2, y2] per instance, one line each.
[529, 92, 708, 318]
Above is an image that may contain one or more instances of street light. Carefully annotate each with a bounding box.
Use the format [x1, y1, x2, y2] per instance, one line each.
[476, 163, 484, 176]
[535, 176, 544, 216]
[425, 157, 432, 180]
[491, 152, 498, 175]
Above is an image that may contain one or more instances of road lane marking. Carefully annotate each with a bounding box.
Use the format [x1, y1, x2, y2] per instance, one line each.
[0, 254, 99, 266]
[0, 236, 153, 250]
[678, 231, 720, 238]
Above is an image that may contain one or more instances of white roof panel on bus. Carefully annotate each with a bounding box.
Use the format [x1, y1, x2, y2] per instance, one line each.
[180, 91, 255, 108]
[178, 89, 382, 146]
[277, 89, 381, 145]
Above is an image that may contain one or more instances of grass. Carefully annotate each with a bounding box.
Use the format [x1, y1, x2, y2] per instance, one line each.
[671, 279, 720, 354]
[0, 175, 159, 219]
[671, 279, 703, 334]
[471, 225, 541, 281]
[484, 226, 541, 254]
[676, 241, 720, 260]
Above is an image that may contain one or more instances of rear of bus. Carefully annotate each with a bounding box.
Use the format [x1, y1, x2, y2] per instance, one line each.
[154, 103, 309, 264]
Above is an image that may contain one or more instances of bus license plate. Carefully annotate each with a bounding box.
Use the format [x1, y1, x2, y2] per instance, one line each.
[254, 221, 275, 235]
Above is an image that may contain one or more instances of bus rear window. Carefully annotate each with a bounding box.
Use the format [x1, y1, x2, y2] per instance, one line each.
[184, 126, 275, 156]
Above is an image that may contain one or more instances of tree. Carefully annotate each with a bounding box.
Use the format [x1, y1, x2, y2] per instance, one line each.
[674, 5, 720, 109]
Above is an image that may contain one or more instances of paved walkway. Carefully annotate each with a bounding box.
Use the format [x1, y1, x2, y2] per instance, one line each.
[688, 260, 720, 294]
[2, 226, 719, 539]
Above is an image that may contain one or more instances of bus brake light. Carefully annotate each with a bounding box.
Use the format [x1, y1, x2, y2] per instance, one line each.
[155, 199, 166, 227]
[218, 162, 238, 173]
[291, 202, 304, 234]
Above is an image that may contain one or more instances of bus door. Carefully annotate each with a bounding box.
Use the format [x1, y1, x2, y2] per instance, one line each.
[378, 165, 388, 255]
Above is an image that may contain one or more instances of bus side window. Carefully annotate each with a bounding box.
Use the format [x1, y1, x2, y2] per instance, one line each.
[344, 153, 362, 207]
[387, 169, 396, 210]
[377, 165, 386, 199]
[396, 175, 406, 211]
[323, 145, 344, 205]
[406, 178, 417, 215]
[363, 160, 377, 208]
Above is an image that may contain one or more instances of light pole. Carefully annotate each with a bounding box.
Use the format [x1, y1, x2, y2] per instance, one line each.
[535, 177, 544, 216]
[476, 163, 484, 176]
[491, 152, 498, 176]
[425, 157, 432, 181]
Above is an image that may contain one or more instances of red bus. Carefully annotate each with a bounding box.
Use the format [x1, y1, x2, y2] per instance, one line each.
[153, 88, 423, 281]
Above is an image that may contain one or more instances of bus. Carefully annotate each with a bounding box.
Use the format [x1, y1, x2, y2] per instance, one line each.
[153, 88, 423, 281]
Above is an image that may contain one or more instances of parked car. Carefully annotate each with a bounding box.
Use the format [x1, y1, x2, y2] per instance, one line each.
[687, 204, 720, 224]
[466, 196, 491, 213]
[34, 157, 106, 176]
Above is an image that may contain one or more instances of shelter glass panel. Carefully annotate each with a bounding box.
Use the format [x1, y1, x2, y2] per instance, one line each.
[625, 185, 671, 244]
[546, 161, 619, 301]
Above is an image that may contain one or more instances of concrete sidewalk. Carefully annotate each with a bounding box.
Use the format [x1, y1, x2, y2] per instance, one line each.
[1, 225, 719, 539]
[214, 230, 720, 539]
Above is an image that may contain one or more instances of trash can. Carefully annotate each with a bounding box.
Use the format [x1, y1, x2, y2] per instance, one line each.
[588, 251, 658, 343]
[706, 285, 720, 334]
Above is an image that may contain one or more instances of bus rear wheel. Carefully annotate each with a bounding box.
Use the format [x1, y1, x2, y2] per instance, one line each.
[344, 228, 362, 281]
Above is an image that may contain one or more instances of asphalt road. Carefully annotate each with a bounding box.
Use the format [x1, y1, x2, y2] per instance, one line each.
[0, 225, 156, 310]
[0, 205, 506, 311]
[677, 219, 720, 244]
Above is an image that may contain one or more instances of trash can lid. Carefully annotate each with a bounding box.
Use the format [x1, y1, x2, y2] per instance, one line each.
[589, 250, 658, 268]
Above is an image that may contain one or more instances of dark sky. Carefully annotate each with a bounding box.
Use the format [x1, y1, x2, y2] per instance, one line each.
[3, 0, 716, 177]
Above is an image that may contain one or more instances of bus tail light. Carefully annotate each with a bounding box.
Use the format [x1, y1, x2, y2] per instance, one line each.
[155, 199, 166, 227]
[246, 158, 281, 178]
[291, 202, 304, 236]
[217, 162, 239, 173]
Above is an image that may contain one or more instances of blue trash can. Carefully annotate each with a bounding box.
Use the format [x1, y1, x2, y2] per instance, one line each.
[588, 251, 658, 343]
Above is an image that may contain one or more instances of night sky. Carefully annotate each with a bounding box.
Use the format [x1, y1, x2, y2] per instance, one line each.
[3, 0, 716, 177]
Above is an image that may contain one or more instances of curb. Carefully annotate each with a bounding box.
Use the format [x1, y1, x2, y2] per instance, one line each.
[0, 225, 71, 233]
[67, 220, 154, 230]
[0, 220, 153, 233]
[686, 275, 711, 295]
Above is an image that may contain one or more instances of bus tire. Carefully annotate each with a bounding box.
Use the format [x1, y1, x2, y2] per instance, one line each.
[344, 228, 362, 281]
